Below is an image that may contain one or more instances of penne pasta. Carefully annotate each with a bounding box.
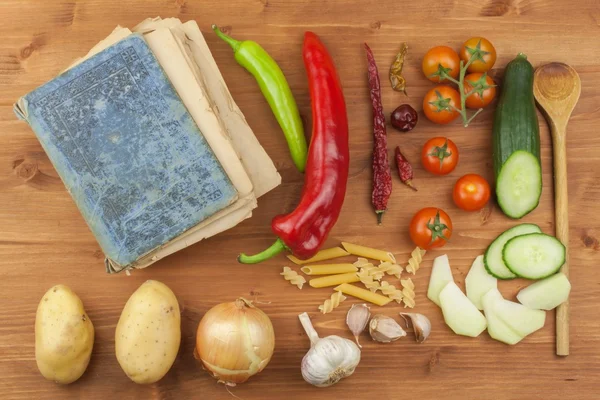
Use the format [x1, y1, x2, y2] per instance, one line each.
[309, 272, 361, 288]
[341, 242, 396, 263]
[334, 283, 392, 306]
[287, 247, 350, 265]
[301, 263, 357, 275]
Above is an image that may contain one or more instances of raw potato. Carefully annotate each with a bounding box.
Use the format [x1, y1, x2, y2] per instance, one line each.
[516, 273, 571, 310]
[427, 255, 453, 307]
[465, 255, 497, 310]
[439, 282, 487, 337]
[115, 280, 181, 384]
[482, 289, 523, 345]
[35, 285, 94, 384]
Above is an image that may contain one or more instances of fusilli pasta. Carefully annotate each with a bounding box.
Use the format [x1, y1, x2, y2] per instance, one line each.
[280, 266, 306, 289]
[357, 269, 380, 292]
[318, 291, 347, 314]
[405, 247, 426, 275]
[377, 261, 403, 279]
[378, 281, 404, 303]
[400, 278, 416, 308]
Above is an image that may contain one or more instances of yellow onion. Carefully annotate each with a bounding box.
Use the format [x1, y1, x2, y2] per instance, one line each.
[194, 298, 275, 385]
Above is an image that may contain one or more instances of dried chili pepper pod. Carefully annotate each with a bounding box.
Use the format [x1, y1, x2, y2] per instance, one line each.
[365, 43, 392, 225]
[395, 146, 417, 191]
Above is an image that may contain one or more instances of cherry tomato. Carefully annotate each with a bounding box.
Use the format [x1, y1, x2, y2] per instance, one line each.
[460, 37, 497, 73]
[422, 46, 461, 83]
[421, 137, 459, 175]
[423, 86, 461, 125]
[464, 73, 496, 109]
[453, 174, 491, 211]
[409, 207, 453, 250]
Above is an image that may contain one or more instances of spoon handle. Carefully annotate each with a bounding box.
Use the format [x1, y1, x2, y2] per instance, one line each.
[552, 125, 569, 356]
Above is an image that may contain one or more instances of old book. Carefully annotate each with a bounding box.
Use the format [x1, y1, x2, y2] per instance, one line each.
[14, 34, 242, 271]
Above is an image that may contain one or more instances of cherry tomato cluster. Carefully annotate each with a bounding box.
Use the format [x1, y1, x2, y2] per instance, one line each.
[421, 37, 497, 125]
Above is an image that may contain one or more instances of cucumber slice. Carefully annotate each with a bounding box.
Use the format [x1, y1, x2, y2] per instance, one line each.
[482, 289, 524, 345]
[493, 297, 546, 337]
[439, 282, 487, 337]
[496, 150, 542, 219]
[427, 255, 453, 307]
[466, 255, 497, 310]
[517, 273, 571, 310]
[484, 223, 541, 280]
[503, 233, 566, 279]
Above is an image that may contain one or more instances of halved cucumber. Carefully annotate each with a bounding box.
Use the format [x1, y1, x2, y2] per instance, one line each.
[496, 151, 542, 219]
[484, 223, 541, 280]
[502, 233, 566, 280]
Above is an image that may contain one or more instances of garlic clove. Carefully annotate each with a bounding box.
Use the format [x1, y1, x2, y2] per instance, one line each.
[346, 304, 370, 348]
[369, 314, 407, 343]
[399, 312, 432, 343]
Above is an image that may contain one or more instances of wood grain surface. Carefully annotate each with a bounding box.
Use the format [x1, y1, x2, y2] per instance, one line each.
[1, 0, 599, 399]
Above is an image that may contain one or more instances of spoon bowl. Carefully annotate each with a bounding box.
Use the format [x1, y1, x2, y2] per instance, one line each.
[533, 62, 581, 357]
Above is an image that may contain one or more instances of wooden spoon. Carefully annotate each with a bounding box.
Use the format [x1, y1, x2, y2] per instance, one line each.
[533, 63, 581, 357]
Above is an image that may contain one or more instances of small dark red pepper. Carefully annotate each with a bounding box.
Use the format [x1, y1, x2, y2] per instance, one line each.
[238, 32, 349, 263]
[395, 146, 417, 191]
[365, 43, 392, 225]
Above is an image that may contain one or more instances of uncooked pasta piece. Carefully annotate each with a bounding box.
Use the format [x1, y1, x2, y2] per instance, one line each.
[334, 283, 392, 306]
[287, 247, 350, 265]
[301, 263, 357, 275]
[379, 281, 404, 303]
[360, 263, 384, 281]
[401, 278, 416, 308]
[357, 269, 380, 292]
[377, 261, 403, 279]
[318, 291, 347, 314]
[353, 257, 370, 268]
[280, 266, 306, 289]
[341, 242, 396, 263]
[309, 272, 361, 288]
[405, 247, 426, 275]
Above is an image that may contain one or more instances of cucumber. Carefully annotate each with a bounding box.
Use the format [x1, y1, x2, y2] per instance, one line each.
[493, 53, 542, 219]
[482, 289, 524, 345]
[517, 273, 571, 310]
[427, 255, 453, 307]
[484, 223, 541, 280]
[493, 297, 546, 337]
[502, 233, 566, 279]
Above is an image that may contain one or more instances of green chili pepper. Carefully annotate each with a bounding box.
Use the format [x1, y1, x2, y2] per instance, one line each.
[212, 25, 308, 173]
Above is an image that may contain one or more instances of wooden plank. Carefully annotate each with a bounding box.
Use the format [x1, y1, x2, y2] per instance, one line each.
[1, 0, 599, 399]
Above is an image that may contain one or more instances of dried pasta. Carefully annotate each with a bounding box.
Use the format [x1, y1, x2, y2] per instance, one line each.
[318, 291, 347, 314]
[287, 247, 350, 265]
[360, 263, 385, 281]
[280, 266, 306, 289]
[400, 278, 416, 308]
[378, 281, 404, 303]
[405, 247, 426, 275]
[356, 269, 380, 292]
[301, 263, 357, 275]
[309, 272, 361, 288]
[377, 261, 404, 279]
[353, 257, 371, 268]
[334, 283, 392, 306]
[342, 242, 396, 263]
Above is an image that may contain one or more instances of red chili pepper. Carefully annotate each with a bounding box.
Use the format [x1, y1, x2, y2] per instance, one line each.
[238, 32, 349, 263]
[395, 146, 417, 191]
[365, 43, 392, 225]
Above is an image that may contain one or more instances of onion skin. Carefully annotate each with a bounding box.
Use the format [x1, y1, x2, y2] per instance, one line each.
[195, 298, 275, 385]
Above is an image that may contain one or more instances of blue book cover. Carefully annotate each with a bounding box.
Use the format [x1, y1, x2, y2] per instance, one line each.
[14, 34, 238, 270]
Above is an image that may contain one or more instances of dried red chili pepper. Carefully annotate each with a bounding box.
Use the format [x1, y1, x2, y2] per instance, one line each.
[365, 43, 392, 225]
[395, 146, 417, 191]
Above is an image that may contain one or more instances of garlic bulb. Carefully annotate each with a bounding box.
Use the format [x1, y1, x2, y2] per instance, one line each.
[298, 312, 361, 387]
[399, 312, 431, 343]
[369, 314, 407, 343]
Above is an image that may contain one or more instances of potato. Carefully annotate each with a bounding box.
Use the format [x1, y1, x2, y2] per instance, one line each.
[35, 285, 94, 384]
[115, 280, 180, 384]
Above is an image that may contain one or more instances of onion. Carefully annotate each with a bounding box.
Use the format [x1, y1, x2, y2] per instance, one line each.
[194, 298, 275, 385]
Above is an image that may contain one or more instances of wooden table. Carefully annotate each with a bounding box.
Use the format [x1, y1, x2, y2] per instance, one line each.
[1, 0, 599, 399]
